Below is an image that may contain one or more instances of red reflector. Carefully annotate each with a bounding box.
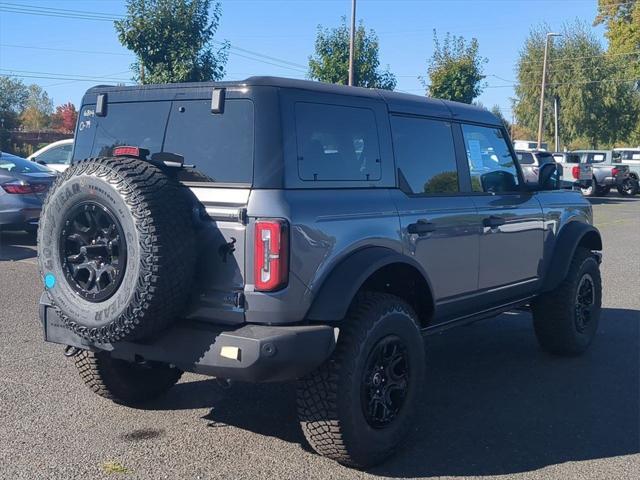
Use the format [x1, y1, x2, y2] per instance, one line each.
[572, 166, 580, 179]
[611, 167, 620, 177]
[254, 219, 289, 292]
[113, 146, 140, 157]
[1, 182, 46, 194]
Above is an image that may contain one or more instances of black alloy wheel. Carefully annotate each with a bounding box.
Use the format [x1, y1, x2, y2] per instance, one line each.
[574, 273, 595, 333]
[60, 202, 127, 302]
[361, 335, 410, 429]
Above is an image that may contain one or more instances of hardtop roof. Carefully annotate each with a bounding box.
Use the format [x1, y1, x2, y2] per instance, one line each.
[83, 76, 501, 126]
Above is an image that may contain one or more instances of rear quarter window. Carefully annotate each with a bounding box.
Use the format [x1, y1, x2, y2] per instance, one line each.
[295, 102, 381, 181]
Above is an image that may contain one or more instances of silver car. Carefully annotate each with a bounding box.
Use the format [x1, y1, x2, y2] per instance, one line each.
[0, 152, 56, 233]
[515, 149, 558, 184]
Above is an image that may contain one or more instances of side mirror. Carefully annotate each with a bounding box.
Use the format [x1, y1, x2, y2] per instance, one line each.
[538, 162, 559, 190]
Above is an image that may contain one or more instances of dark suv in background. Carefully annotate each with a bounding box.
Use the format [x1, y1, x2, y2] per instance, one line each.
[37, 77, 603, 468]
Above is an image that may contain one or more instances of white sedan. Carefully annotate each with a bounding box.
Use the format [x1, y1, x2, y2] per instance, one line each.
[28, 138, 74, 173]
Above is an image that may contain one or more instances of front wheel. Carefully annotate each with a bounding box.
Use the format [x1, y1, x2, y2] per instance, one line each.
[617, 178, 639, 196]
[297, 293, 425, 468]
[74, 350, 182, 406]
[532, 248, 602, 355]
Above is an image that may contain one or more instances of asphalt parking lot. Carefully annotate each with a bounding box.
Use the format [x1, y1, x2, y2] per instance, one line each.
[1, 195, 638, 480]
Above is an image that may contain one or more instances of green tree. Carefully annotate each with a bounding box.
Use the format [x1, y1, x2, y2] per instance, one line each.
[595, 0, 640, 78]
[308, 17, 396, 90]
[0, 76, 29, 150]
[422, 31, 486, 103]
[20, 84, 53, 130]
[594, 0, 640, 144]
[514, 21, 638, 149]
[115, 0, 229, 84]
[0, 77, 28, 129]
[491, 105, 512, 133]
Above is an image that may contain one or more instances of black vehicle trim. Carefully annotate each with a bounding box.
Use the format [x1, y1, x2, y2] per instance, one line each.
[541, 221, 602, 292]
[424, 296, 536, 335]
[305, 246, 434, 322]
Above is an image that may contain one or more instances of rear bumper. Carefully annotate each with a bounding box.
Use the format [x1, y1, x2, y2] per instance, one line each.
[40, 297, 336, 383]
[0, 207, 41, 227]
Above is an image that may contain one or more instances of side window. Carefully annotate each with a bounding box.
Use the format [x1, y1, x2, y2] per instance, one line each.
[516, 152, 534, 164]
[461, 124, 520, 193]
[587, 153, 606, 163]
[295, 102, 381, 181]
[38, 144, 72, 165]
[391, 116, 458, 194]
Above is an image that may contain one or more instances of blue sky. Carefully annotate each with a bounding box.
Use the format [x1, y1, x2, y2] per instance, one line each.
[0, 0, 606, 118]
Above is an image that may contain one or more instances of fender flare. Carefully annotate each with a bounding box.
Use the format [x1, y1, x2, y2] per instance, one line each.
[305, 247, 433, 322]
[541, 222, 602, 292]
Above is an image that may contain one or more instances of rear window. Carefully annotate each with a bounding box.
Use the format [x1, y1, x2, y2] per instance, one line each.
[73, 99, 254, 184]
[536, 152, 555, 164]
[295, 102, 381, 181]
[516, 152, 535, 164]
[615, 150, 640, 161]
[587, 153, 606, 163]
[0, 153, 51, 174]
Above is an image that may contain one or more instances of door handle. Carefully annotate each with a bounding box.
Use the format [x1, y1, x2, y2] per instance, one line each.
[483, 215, 506, 229]
[407, 219, 436, 235]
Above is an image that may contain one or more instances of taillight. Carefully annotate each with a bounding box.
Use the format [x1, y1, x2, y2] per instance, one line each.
[572, 166, 580, 179]
[1, 181, 47, 194]
[254, 219, 289, 292]
[611, 167, 620, 177]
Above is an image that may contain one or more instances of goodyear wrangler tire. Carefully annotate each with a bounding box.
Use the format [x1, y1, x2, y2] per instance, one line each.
[37, 157, 196, 343]
[297, 293, 425, 468]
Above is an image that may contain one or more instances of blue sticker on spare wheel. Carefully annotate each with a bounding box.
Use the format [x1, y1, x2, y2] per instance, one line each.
[44, 273, 56, 289]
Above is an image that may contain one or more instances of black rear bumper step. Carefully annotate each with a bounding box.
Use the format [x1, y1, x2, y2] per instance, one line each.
[40, 300, 335, 383]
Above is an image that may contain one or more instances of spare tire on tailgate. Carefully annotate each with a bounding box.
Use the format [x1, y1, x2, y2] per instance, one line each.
[37, 157, 196, 343]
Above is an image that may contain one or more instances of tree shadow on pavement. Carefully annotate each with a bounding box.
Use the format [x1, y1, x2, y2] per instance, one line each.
[0, 231, 37, 261]
[149, 308, 639, 477]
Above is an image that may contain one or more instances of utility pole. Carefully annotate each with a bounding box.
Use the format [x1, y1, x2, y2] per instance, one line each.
[348, 0, 357, 86]
[537, 32, 561, 149]
[553, 95, 560, 152]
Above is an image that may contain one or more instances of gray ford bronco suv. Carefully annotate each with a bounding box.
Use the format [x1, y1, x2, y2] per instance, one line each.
[37, 77, 603, 468]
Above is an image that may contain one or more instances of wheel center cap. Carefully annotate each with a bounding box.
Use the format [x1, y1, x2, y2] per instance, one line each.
[372, 372, 383, 387]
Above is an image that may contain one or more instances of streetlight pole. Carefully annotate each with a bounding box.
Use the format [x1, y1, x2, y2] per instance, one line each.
[348, 0, 357, 86]
[537, 32, 561, 150]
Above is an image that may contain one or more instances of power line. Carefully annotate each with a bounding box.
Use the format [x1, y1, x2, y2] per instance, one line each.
[0, 43, 132, 57]
[0, 5, 309, 74]
[0, 73, 135, 84]
[0, 2, 123, 18]
[0, 69, 133, 82]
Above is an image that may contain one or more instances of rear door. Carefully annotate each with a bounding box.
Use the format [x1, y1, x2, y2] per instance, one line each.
[460, 124, 544, 303]
[390, 115, 479, 321]
[73, 95, 255, 325]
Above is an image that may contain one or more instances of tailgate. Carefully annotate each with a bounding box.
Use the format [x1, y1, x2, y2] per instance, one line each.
[186, 187, 249, 325]
[579, 164, 592, 180]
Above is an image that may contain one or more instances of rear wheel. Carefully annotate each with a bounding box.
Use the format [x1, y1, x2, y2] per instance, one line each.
[617, 178, 639, 196]
[297, 293, 425, 468]
[532, 248, 601, 355]
[74, 349, 182, 406]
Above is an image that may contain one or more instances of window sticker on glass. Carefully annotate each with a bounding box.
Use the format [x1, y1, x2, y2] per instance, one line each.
[468, 139, 483, 170]
[594, 154, 605, 161]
